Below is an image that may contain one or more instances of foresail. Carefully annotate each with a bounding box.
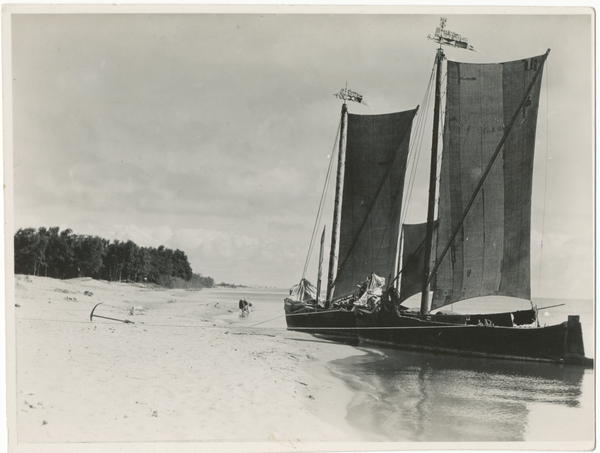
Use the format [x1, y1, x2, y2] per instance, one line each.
[334, 108, 417, 300]
[399, 222, 436, 302]
[432, 54, 546, 310]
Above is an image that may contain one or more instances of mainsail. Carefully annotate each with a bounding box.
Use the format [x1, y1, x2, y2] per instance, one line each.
[333, 109, 418, 299]
[432, 54, 546, 310]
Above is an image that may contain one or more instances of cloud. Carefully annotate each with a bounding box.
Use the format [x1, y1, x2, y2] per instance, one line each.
[10, 13, 594, 292]
[111, 224, 174, 248]
[90, 224, 305, 287]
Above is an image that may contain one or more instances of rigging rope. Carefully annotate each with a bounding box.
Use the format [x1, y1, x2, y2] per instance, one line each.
[19, 315, 496, 331]
[384, 58, 437, 290]
[327, 59, 437, 299]
[331, 116, 416, 292]
[371, 64, 436, 280]
[536, 59, 550, 297]
[426, 50, 551, 286]
[432, 73, 448, 272]
[301, 58, 437, 301]
[401, 60, 436, 228]
[301, 118, 341, 280]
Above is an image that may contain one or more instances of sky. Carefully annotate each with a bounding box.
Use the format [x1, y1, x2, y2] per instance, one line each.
[5, 7, 595, 297]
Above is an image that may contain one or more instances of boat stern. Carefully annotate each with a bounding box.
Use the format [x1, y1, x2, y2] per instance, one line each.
[564, 315, 594, 367]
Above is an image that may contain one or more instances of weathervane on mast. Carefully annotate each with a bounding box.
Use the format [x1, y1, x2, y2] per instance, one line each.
[428, 17, 477, 52]
[334, 83, 370, 107]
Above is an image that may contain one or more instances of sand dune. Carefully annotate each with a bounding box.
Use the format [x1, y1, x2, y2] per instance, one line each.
[10, 275, 375, 451]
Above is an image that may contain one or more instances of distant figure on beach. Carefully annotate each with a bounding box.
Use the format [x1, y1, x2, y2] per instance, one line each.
[239, 299, 250, 315]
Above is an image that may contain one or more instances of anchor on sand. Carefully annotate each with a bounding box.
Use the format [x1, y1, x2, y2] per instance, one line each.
[89, 302, 134, 324]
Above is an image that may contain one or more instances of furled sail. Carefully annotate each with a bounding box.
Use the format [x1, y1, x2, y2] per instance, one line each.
[334, 108, 418, 300]
[289, 278, 317, 302]
[432, 54, 546, 310]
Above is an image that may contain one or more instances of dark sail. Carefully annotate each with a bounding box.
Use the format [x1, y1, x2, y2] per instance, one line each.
[399, 222, 436, 302]
[334, 108, 417, 300]
[432, 54, 546, 310]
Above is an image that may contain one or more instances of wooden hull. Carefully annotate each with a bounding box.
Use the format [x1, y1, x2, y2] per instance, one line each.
[284, 298, 358, 343]
[355, 308, 593, 367]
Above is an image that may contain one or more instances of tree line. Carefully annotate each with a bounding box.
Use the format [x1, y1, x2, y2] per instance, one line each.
[14, 227, 215, 288]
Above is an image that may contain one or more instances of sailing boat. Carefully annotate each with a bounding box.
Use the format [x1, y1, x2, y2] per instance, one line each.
[284, 89, 419, 343]
[286, 19, 592, 366]
[352, 19, 593, 366]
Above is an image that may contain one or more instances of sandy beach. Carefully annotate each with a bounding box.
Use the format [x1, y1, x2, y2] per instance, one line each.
[9, 275, 595, 453]
[8, 275, 383, 452]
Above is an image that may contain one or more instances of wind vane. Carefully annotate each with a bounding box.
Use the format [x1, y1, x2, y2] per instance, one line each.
[428, 17, 477, 52]
[334, 85, 371, 107]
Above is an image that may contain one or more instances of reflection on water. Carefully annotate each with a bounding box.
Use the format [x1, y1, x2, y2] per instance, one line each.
[330, 348, 593, 442]
[206, 289, 594, 442]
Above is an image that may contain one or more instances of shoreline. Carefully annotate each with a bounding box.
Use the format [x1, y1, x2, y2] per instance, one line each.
[10, 275, 372, 450]
[8, 276, 595, 452]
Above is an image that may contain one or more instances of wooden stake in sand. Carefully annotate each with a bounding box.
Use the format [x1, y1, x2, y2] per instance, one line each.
[89, 303, 134, 324]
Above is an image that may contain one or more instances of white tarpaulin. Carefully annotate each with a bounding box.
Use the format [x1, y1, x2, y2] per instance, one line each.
[289, 278, 317, 302]
[354, 273, 386, 308]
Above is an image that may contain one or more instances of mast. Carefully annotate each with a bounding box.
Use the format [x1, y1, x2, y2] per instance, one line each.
[419, 46, 444, 317]
[419, 17, 476, 316]
[316, 225, 326, 305]
[326, 101, 348, 306]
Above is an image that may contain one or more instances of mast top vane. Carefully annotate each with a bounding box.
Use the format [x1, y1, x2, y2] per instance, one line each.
[334, 86, 365, 105]
[428, 17, 476, 52]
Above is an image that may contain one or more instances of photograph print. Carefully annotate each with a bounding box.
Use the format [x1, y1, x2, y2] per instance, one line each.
[4, 5, 595, 452]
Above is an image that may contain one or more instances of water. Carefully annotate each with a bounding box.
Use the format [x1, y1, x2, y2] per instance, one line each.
[331, 348, 594, 442]
[216, 289, 595, 443]
[207, 287, 288, 329]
